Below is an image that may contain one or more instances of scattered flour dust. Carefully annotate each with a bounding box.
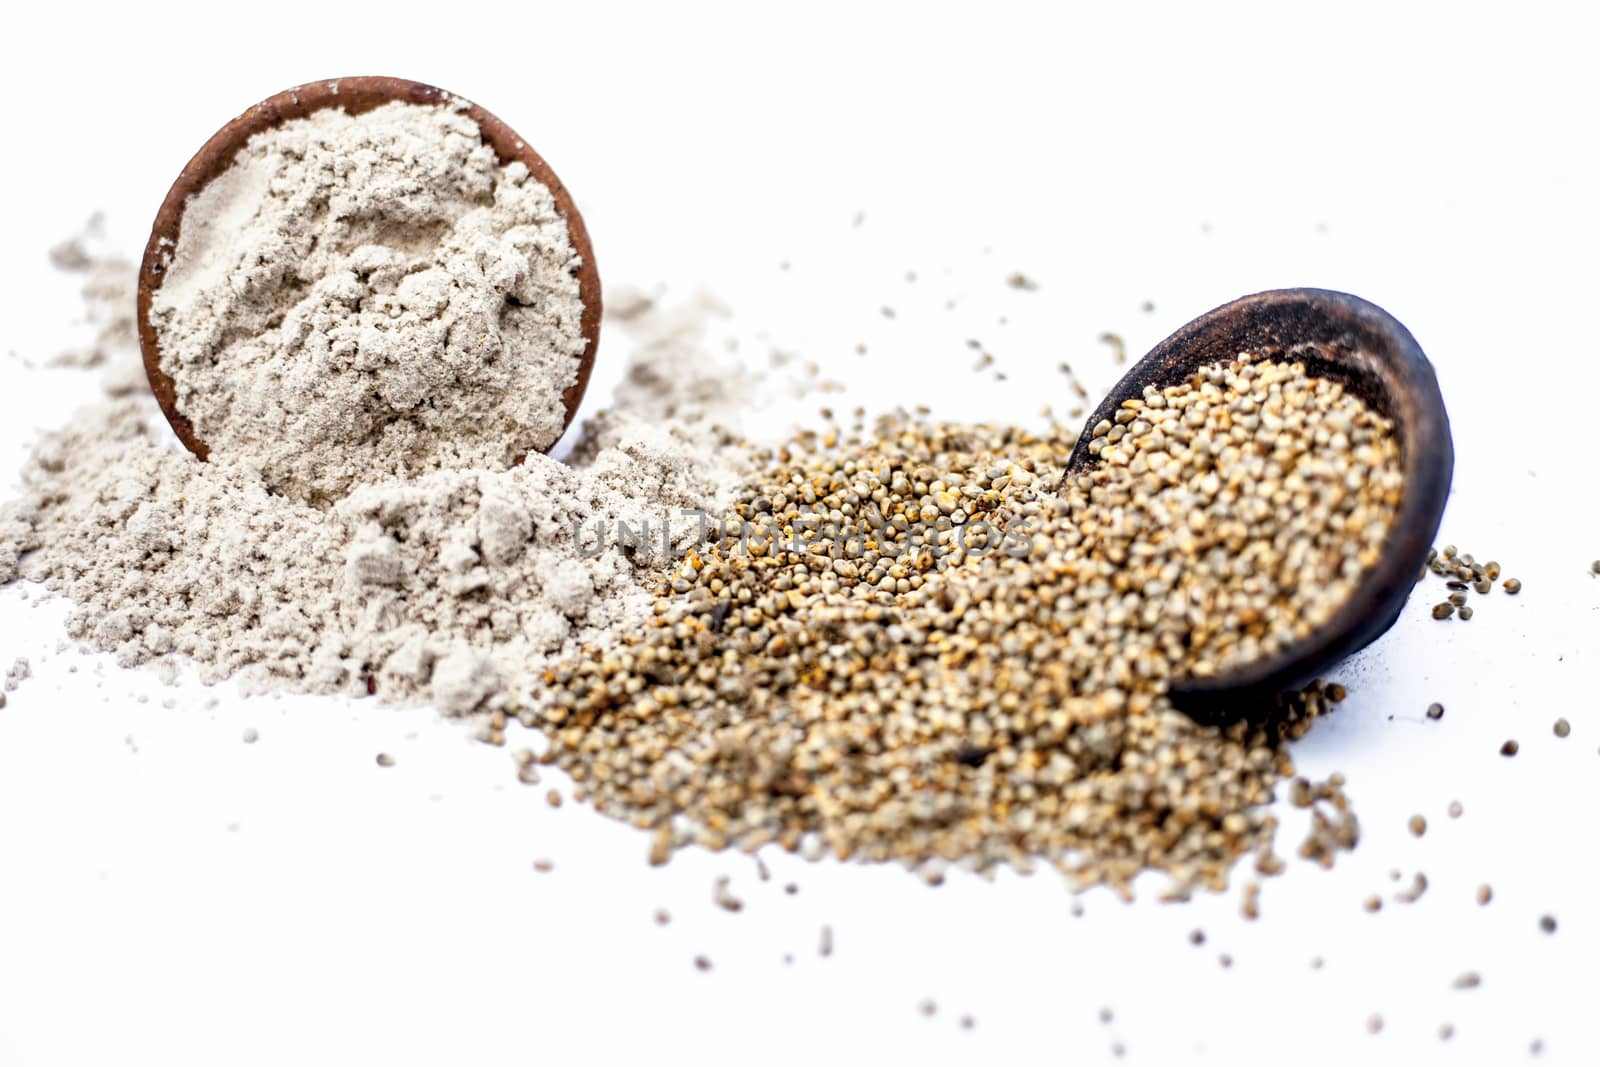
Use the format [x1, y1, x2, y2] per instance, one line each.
[0, 231, 787, 716]
[150, 101, 588, 505]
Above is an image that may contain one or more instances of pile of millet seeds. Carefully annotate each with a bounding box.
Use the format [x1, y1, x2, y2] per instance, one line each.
[524, 356, 1405, 895]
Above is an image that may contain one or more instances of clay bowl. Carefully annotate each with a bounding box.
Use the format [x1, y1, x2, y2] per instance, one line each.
[135, 76, 602, 461]
[1061, 289, 1453, 723]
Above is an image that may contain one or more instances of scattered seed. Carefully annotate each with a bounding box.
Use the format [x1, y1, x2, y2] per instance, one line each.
[1364, 895, 1383, 913]
[1440, 1023, 1455, 1041]
[694, 955, 712, 972]
[375, 752, 395, 768]
[1219, 953, 1233, 969]
[1458, 605, 1474, 620]
[919, 999, 938, 1017]
[960, 1015, 975, 1030]
[515, 752, 541, 785]
[1432, 602, 1455, 620]
[546, 789, 563, 808]
[1453, 972, 1481, 990]
[653, 909, 670, 926]
[1501, 740, 1520, 757]
[1477, 884, 1493, 906]
[1427, 702, 1446, 720]
[1366, 1013, 1384, 1035]
[1327, 683, 1347, 702]
[1097, 332, 1127, 364]
[1503, 578, 1522, 594]
[1310, 956, 1324, 970]
[819, 925, 834, 958]
[1554, 718, 1571, 738]
[241, 727, 259, 743]
[1409, 815, 1427, 837]
[784, 882, 799, 895]
[1448, 800, 1463, 818]
[533, 858, 554, 872]
[1396, 872, 1429, 904]
[1591, 560, 1600, 575]
[648, 824, 673, 866]
[1539, 915, 1557, 934]
[712, 875, 744, 913]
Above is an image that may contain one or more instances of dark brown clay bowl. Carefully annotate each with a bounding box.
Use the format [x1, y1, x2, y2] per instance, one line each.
[1061, 289, 1453, 723]
[136, 76, 602, 462]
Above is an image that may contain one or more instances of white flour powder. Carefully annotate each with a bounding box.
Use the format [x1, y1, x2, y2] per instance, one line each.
[1, 250, 759, 713]
[151, 102, 587, 504]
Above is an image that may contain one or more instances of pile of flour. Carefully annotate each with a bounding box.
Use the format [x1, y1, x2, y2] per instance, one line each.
[0, 251, 758, 713]
[150, 101, 588, 504]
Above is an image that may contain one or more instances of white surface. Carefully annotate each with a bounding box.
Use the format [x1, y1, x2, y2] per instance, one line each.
[3, 2, 1599, 1064]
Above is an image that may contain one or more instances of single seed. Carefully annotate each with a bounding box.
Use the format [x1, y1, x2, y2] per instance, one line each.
[648, 825, 673, 866]
[1458, 605, 1474, 620]
[960, 1015, 975, 1030]
[713, 875, 744, 913]
[1539, 915, 1557, 934]
[532, 858, 554, 872]
[1427, 702, 1445, 720]
[1452, 972, 1481, 990]
[1591, 560, 1600, 575]
[1448, 800, 1463, 818]
[653, 909, 670, 926]
[1409, 815, 1427, 837]
[919, 999, 937, 1017]
[375, 752, 395, 768]
[819, 925, 833, 957]
[1501, 740, 1520, 757]
[1327, 683, 1347, 702]
[1554, 718, 1571, 739]
[694, 955, 712, 972]
[1099, 1007, 1114, 1024]
[1189, 929, 1206, 946]
[1219, 953, 1233, 969]
[1477, 884, 1493, 905]
[1310, 956, 1324, 970]
[1366, 1014, 1384, 1035]
[1440, 1023, 1455, 1041]
[1503, 578, 1522, 594]
[1363, 894, 1383, 913]
[241, 727, 259, 743]
[1432, 602, 1455, 619]
[546, 789, 563, 808]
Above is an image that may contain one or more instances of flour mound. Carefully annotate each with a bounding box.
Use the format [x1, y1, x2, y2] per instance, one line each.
[1, 288, 755, 716]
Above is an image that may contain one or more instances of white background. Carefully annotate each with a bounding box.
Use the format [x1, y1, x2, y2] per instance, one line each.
[3, 2, 1599, 1064]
